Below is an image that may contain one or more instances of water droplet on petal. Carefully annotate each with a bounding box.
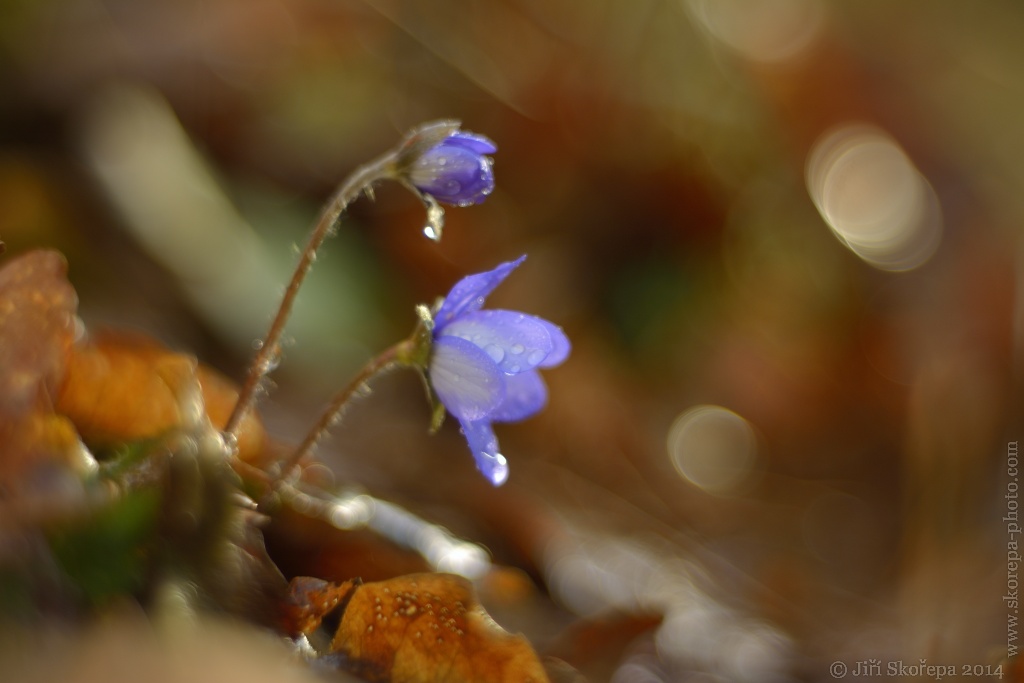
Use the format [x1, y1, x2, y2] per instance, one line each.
[510, 344, 524, 355]
[508, 364, 520, 373]
[484, 344, 505, 363]
[527, 349, 546, 366]
[483, 452, 509, 486]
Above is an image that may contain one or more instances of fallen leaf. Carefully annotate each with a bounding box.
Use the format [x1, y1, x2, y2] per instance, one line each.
[0, 249, 78, 415]
[288, 573, 551, 683]
[54, 331, 266, 461]
[283, 575, 356, 638]
[0, 411, 92, 501]
[0, 250, 90, 496]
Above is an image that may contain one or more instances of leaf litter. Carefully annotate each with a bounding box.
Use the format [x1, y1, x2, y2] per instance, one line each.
[0, 249, 601, 683]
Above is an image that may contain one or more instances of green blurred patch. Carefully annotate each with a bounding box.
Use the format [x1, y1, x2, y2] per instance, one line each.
[47, 487, 162, 607]
[605, 254, 713, 364]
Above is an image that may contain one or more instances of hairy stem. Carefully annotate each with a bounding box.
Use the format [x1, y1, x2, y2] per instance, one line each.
[223, 155, 397, 438]
[277, 339, 415, 484]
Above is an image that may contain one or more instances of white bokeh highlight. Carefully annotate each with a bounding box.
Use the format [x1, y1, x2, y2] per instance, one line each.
[806, 124, 942, 272]
[667, 405, 758, 494]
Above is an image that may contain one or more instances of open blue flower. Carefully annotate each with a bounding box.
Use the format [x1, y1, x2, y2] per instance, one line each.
[428, 256, 570, 485]
[407, 132, 497, 207]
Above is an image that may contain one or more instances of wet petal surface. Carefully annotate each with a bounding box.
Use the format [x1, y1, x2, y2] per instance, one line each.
[444, 132, 497, 155]
[429, 336, 505, 422]
[459, 419, 508, 486]
[408, 133, 496, 206]
[490, 370, 547, 423]
[441, 310, 555, 375]
[434, 256, 525, 329]
[536, 319, 571, 368]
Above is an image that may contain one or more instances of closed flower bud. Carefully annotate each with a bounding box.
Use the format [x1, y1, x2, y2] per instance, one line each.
[405, 131, 497, 207]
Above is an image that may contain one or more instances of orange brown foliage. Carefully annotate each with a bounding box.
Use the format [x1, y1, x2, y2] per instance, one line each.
[288, 573, 551, 683]
[0, 248, 266, 491]
[0, 249, 77, 415]
[54, 331, 266, 461]
[0, 250, 84, 494]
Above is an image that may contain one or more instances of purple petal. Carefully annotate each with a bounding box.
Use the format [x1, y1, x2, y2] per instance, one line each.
[537, 319, 570, 368]
[490, 370, 547, 423]
[429, 336, 505, 421]
[459, 419, 509, 486]
[434, 256, 526, 329]
[444, 132, 497, 155]
[408, 141, 495, 206]
[440, 310, 556, 375]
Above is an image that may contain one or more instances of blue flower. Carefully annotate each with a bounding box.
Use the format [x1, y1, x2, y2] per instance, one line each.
[406, 132, 497, 207]
[428, 256, 570, 485]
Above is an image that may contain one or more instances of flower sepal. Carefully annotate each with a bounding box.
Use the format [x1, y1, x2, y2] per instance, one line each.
[394, 302, 450, 434]
[396, 303, 437, 369]
[428, 394, 447, 434]
[393, 119, 464, 169]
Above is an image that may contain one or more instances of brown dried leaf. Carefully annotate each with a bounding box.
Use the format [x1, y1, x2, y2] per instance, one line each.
[289, 573, 551, 683]
[0, 249, 78, 415]
[283, 575, 356, 637]
[0, 249, 87, 495]
[0, 412, 81, 462]
[54, 331, 265, 460]
[0, 411, 90, 501]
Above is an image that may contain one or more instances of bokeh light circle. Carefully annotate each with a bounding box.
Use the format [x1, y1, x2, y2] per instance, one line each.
[806, 124, 942, 271]
[686, 0, 825, 63]
[666, 405, 758, 494]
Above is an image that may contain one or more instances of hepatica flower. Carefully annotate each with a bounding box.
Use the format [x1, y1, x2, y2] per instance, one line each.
[406, 131, 497, 207]
[427, 256, 569, 486]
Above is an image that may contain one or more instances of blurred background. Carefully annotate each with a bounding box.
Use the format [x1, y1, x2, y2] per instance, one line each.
[1, 0, 1020, 680]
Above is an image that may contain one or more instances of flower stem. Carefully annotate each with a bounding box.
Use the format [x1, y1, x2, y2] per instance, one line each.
[223, 153, 398, 439]
[277, 339, 415, 483]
